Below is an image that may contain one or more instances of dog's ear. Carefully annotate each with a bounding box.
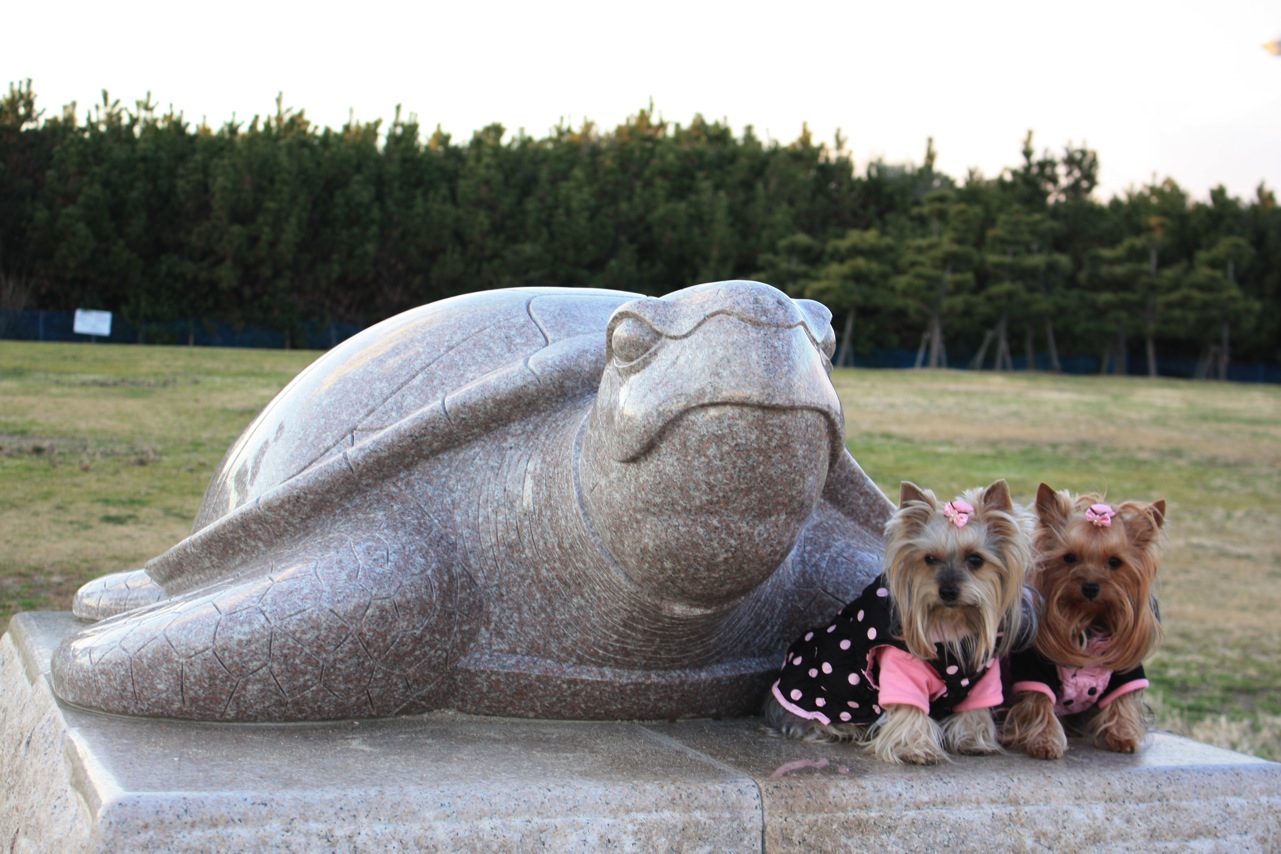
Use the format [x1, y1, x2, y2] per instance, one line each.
[1035, 482, 1070, 526]
[980, 479, 1013, 514]
[899, 481, 932, 508]
[1121, 500, 1167, 552]
[887, 481, 936, 544]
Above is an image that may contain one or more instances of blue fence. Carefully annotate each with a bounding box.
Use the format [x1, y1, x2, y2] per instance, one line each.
[2, 308, 1277, 384]
[0, 309, 362, 351]
[844, 347, 1281, 383]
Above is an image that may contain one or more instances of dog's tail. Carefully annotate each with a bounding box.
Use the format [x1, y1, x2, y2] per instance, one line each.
[759, 691, 865, 743]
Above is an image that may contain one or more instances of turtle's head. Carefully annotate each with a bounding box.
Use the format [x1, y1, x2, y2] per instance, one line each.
[580, 280, 845, 609]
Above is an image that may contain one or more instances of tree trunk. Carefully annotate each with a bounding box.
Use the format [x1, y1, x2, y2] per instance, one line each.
[1024, 322, 1036, 372]
[930, 265, 950, 369]
[1218, 320, 1231, 381]
[929, 315, 947, 369]
[1195, 346, 1208, 380]
[0, 269, 34, 313]
[1045, 319, 1062, 373]
[994, 313, 1013, 372]
[969, 329, 994, 370]
[1218, 260, 1235, 381]
[915, 329, 929, 369]
[1145, 247, 1158, 378]
[837, 310, 855, 368]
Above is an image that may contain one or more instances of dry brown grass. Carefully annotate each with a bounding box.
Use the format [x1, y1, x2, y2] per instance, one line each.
[834, 369, 1281, 465]
[0, 342, 316, 612]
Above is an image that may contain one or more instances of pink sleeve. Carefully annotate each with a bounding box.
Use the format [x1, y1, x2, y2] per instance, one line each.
[873, 646, 942, 713]
[953, 660, 1004, 711]
[1098, 677, 1149, 708]
[1010, 680, 1056, 703]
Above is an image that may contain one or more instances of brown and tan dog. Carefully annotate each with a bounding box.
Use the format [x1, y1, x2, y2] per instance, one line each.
[1002, 483, 1166, 759]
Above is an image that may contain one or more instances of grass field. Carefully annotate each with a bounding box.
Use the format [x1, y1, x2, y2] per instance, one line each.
[2, 341, 1279, 759]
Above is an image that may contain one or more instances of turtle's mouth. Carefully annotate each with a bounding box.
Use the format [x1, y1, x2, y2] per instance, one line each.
[580, 404, 835, 608]
[629, 401, 846, 468]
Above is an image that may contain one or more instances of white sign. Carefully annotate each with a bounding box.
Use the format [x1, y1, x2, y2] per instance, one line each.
[73, 309, 113, 338]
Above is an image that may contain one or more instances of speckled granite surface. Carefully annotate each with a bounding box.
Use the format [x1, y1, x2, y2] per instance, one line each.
[49, 282, 893, 723]
[6, 612, 1280, 852]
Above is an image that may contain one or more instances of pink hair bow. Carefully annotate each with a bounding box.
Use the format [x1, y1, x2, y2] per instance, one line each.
[943, 499, 974, 528]
[1086, 503, 1116, 527]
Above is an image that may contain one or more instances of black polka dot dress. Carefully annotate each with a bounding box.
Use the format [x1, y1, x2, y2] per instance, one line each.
[771, 574, 993, 726]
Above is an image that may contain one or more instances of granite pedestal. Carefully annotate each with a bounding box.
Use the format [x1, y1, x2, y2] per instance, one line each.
[5, 613, 1280, 852]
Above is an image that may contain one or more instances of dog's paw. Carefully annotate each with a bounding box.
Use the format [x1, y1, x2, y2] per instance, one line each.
[952, 739, 1001, 756]
[1088, 691, 1149, 754]
[891, 739, 951, 765]
[1099, 729, 1140, 754]
[943, 709, 1001, 755]
[1024, 731, 1068, 760]
[1001, 691, 1067, 760]
[870, 705, 950, 765]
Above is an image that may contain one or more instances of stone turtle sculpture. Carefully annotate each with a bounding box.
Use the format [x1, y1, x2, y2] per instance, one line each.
[52, 280, 892, 721]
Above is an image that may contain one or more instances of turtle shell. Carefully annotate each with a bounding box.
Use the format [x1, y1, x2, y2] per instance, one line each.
[196, 287, 639, 531]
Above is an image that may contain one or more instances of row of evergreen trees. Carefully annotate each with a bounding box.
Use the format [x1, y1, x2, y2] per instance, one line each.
[1, 80, 1277, 374]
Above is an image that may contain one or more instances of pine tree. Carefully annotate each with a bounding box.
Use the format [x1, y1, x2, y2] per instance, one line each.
[799, 228, 899, 366]
[893, 191, 979, 369]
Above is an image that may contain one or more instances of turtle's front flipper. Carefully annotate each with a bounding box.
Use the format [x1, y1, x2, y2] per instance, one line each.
[780, 449, 894, 616]
[51, 517, 473, 721]
[71, 568, 167, 621]
[821, 448, 894, 531]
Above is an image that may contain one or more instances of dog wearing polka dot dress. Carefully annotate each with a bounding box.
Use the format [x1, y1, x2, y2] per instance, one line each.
[763, 480, 1034, 765]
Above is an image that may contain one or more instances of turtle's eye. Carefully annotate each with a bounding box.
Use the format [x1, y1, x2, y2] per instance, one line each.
[795, 299, 836, 359]
[611, 317, 661, 364]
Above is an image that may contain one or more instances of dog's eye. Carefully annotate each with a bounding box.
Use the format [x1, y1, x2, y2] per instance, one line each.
[1063, 553, 1078, 565]
[965, 554, 984, 570]
[924, 555, 939, 566]
[1108, 556, 1123, 570]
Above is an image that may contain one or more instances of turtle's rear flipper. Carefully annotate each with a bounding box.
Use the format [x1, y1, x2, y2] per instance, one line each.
[71, 568, 167, 621]
[51, 515, 469, 721]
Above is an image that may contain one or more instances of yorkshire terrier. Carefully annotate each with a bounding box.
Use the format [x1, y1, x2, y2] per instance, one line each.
[763, 479, 1033, 765]
[1001, 483, 1166, 760]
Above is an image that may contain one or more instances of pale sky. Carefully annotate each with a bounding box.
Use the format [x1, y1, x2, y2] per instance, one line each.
[7, 0, 1280, 203]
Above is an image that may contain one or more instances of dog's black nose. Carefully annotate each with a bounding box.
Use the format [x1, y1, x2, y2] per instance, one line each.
[939, 584, 960, 602]
[1082, 583, 1100, 600]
